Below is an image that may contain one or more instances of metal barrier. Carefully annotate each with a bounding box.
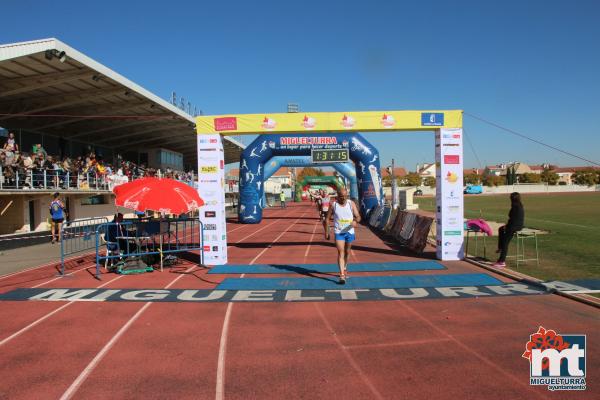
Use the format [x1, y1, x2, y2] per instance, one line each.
[60, 216, 110, 275]
[94, 217, 204, 279]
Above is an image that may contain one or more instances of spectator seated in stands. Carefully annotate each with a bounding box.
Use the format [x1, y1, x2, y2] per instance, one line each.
[1, 144, 193, 191]
[31, 143, 47, 158]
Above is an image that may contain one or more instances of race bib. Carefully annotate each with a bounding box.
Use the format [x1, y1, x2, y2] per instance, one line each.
[338, 218, 352, 228]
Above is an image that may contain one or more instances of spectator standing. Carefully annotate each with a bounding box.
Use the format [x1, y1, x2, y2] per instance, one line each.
[3, 132, 19, 152]
[49, 192, 66, 244]
[279, 190, 286, 208]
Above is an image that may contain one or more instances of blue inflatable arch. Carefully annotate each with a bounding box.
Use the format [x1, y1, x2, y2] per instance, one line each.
[263, 156, 358, 202]
[239, 133, 383, 223]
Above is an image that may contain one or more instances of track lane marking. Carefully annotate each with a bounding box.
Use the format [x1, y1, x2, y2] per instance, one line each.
[303, 218, 320, 262]
[396, 301, 547, 399]
[216, 206, 308, 400]
[0, 275, 124, 347]
[59, 265, 197, 400]
[314, 303, 385, 400]
[305, 218, 384, 399]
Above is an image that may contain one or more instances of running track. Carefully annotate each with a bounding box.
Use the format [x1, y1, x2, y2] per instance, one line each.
[0, 203, 598, 399]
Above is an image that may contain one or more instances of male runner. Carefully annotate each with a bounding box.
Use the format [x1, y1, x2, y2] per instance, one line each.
[313, 189, 322, 216]
[320, 189, 331, 225]
[325, 188, 361, 284]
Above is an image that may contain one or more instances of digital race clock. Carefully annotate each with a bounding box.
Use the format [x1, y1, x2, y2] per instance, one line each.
[311, 149, 349, 163]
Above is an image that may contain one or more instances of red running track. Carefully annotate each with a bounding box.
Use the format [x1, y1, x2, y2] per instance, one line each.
[0, 203, 598, 399]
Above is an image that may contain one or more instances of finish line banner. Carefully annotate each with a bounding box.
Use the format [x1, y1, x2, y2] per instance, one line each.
[196, 110, 463, 135]
[197, 134, 227, 264]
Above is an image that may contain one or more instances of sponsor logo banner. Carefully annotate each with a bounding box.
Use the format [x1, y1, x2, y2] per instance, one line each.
[196, 110, 463, 134]
[197, 134, 227, 264]
[214, 117, 237, 131]
[444, 155, 460, 164]
[421, 112, 444, 126]
[524, 327, 586, 391]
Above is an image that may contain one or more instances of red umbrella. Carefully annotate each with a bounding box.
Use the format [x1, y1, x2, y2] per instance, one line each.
[113, 177, 151, 197]
[113, 177, 204, 214]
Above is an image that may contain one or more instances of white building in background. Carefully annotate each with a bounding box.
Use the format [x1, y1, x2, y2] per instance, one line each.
[265, 167, 293, 193]
[417, 163, 436, 180]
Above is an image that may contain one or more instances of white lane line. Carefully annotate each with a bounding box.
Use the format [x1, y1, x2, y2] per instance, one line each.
[226, 206, 288, 235]
[215, 302, 233, 400]
[30, 264, 92, 288]
[248, 209, 308, 265]
[233, 218, 282, 244]
[308, 219, 384, 399]
[59, 265, 197, 400]
[59, 302, 152, 400]
[314, 303, 384, 400]
[0, 275, 124, 347]
[396, 301, 547, 399]
[303, 218, 320, 262]
[563, 289, 600, 294]
[215, 207, 308, 400]
[0, 251, 96, 280]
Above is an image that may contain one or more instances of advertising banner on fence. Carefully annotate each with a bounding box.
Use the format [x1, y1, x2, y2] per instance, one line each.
[435, 128, 464, 260]
[197, 134, 227, 265]
[196, 110, 463, 135]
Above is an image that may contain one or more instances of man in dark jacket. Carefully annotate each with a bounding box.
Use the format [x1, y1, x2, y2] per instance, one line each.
[494, 192, 524, 267]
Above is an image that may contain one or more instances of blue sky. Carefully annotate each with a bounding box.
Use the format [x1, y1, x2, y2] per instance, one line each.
[3, 0, 600, 170]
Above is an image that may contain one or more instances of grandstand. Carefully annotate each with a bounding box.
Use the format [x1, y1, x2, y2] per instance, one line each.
[0, 38, 244, 236]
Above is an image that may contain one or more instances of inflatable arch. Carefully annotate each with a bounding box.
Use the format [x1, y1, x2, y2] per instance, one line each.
[295, 176, 344, 202]
[262, 156, 358, 202]
[238, 133, 383, 223]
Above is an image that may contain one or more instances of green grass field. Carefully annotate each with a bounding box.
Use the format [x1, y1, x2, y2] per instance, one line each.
[415, 192, 600, 282]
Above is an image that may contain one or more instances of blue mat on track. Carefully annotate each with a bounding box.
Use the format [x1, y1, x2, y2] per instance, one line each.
[208, 261, 446, 275]
[216, 273, 503, 290]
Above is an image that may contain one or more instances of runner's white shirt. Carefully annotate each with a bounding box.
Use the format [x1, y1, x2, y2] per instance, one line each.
[321, 195, 331, 211]
[333, 201, 354, 234]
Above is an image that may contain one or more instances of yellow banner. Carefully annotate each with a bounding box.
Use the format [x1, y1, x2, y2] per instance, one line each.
[196, 110, 462, 135]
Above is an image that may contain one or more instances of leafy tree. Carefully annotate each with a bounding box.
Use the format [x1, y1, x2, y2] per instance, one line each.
[484, 175, 505, 187]
[401, 172, 422, 187]
[381, 175, 402, 187]
[464, 173, 482, 185]
[540, 169, 559, 185]
[505, 166, 518, 185]
[382, 175, 392, 187]
[423, 177, 436, 188]
[520, 173, 542, 184]
[572, 170, 598, 186]
[297, 167, 324, 181]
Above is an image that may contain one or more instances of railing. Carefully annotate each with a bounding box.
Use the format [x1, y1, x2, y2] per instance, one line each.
[0, 167, 130, 191]
[94, 217, 204, 279]
[60, 217, 110, 275]
[0, 166, 195, 191]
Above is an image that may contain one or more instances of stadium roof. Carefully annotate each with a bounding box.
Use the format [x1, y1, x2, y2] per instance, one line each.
[0, 38, 244, 165]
